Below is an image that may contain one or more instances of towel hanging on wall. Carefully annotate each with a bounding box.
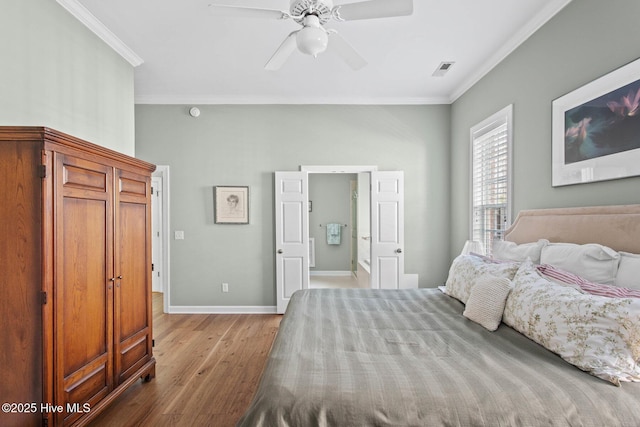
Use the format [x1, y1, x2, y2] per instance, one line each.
[326, 223, 342, 245]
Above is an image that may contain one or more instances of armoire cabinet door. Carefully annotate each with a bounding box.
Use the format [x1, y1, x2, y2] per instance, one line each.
[54, 153, 114, 426]
[114, 169, 153, 384]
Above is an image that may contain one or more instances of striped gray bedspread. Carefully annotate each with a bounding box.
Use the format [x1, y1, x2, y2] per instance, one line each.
[237, 288, 640, 427]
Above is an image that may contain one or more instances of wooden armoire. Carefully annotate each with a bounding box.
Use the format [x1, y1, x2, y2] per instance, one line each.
[0, 127, 156, 427]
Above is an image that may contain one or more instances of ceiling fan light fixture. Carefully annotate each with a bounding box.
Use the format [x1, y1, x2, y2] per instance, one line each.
[296, 26, 328, 57]
[296, 15, 328, 57]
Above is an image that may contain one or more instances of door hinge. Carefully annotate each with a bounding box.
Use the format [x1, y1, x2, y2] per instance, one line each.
[152, 339, 155, 347]
[151, 186, 154, 195]
[38, 165, 47, 178]
[41, 291, 47, 305]
[42, 417, 49, 427]
[151, 263, 154, 271]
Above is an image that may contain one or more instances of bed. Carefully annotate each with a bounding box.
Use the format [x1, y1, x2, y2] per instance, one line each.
[238, 205, 640, 426]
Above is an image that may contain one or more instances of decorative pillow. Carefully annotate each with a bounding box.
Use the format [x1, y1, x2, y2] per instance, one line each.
[540, 243, 620, 285]
[504, 260, 640, 386]
[444, 255, 520, 304]
[537, 264, 640, 299]
[616, 252, 640, 290]
[492, 239, 549, 264]
[463, 275, 512, 331]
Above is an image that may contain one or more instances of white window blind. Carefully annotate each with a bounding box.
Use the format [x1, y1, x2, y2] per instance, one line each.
[470, 105, 512, 255]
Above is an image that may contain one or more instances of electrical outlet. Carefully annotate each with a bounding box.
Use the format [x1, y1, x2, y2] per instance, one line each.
[222, 283, 229, 293]
[174, 230, 185, 240]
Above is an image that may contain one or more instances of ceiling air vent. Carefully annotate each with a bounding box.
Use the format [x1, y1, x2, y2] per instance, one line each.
[432, 61, 455, 77]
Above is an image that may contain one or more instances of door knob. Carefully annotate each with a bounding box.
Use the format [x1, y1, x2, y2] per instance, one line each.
[395, 248, 402, 254]
[277, 249, 283, 254]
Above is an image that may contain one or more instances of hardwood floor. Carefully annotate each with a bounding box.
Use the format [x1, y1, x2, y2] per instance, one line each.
[309, 274, 364, 289]
[89, 293, 281, 427]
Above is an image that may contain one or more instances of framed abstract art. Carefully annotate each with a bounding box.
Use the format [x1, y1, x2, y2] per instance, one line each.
[552, 57, 640, 186]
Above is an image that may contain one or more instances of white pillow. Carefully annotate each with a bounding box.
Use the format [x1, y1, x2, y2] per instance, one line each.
[492, 239, 548, 263]
[463, 275, 512, 331]
[444, 255, 520, 304]
[539, 243, 620, 285]
[503, 260, 640, 386]
[616, 252, 640, 290]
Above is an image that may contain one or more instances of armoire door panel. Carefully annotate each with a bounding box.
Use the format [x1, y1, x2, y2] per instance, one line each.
[114, 169, 152, 384]
[62, 358, 110, 426]
[118, 332, 151, 382]
[119, 175, 148, 198]
[55, 152, 114, 420]
[117, 202, 149, 339]
[63, 354, 110, 412]
[60, 198, 110, 375]
[63, 163, 108, 192]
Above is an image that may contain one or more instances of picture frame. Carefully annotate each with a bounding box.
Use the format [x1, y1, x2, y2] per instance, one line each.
[214, 186, 249, 224]
[552, 57, 640, 186]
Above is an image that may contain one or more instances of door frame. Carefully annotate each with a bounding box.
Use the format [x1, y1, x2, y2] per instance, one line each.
[152, 165, 170, 313]
[151, 175, 163, 294]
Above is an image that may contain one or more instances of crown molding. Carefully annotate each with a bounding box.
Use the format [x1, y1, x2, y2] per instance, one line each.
[56, 0, 144, 67]
[134, 94, 451, 105]
[449, 0, 573, 103]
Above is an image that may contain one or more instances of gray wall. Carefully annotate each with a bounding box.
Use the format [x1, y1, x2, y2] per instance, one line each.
[1, 0, 136, 155]
[309, 173, 355, 272]
[135, 105, 451, 307]
[450, 0, 640, 260]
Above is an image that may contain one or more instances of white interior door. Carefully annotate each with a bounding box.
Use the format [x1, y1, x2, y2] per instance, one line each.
[370, 171, 405, 289]
[151, 176, 163, 293]
[275, 171, 309, 313]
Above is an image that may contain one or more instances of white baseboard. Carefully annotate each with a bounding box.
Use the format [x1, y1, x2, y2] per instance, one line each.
[310, 270, 352, 276]
[168, 305, 277, 314]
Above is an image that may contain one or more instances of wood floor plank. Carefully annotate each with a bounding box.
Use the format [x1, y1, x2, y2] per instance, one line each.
[88, 293, 280, 427]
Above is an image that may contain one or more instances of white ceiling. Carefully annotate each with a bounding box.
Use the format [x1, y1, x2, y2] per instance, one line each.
[61, 0, 571, 105]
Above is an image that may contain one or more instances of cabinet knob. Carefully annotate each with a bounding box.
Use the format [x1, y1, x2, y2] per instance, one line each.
[109, 278, 116, 282]
[117, 275, 123, 279]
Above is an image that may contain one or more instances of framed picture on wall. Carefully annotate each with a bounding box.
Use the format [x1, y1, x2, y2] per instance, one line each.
[552, 57, 640, 186]
[214, 186, 249, 224]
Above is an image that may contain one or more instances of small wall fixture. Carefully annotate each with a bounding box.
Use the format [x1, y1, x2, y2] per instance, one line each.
[189, 107, 201, 117]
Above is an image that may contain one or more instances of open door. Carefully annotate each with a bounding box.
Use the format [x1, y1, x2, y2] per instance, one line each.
[370, 171, 405, 289]
[275, 172, 309, 313]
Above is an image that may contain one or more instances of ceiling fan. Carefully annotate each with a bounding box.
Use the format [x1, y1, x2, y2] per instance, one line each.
[208, 0, 413, 70]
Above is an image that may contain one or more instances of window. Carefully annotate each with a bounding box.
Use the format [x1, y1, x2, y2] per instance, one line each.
[470, 105, 513, 255]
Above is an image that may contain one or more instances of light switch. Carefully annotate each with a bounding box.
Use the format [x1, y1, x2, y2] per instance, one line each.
[174, 230, 184, 240]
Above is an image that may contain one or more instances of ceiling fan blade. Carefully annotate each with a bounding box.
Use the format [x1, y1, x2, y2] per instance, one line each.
[327, 32, 367, 70]
[334, 0, 413, 21]
[265, 31, 299, 71]
[208, 4, 287, 20]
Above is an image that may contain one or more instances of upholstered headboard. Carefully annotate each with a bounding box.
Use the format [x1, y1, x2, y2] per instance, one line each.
[503, 204, 640, 254]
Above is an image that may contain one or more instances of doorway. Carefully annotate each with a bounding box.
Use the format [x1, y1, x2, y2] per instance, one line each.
[275, 167, 405, 313]
[151, 165, 170, 313]
[308, 173, 364, 290]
